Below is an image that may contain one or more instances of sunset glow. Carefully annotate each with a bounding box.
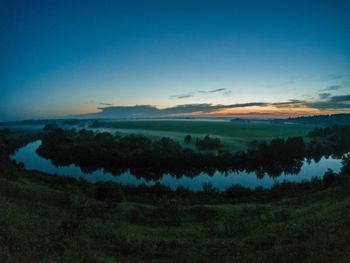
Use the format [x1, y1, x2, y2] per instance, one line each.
[1, 0, 349, 120]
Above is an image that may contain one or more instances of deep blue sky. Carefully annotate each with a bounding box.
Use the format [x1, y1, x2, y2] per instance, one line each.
[1, 0, 350, 120]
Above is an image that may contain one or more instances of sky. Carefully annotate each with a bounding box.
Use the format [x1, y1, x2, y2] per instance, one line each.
[1, 0, 350, 120]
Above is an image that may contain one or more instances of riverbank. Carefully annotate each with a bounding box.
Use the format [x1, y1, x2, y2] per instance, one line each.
[11, 140, 343, 191]
[1, 150, 350, 262]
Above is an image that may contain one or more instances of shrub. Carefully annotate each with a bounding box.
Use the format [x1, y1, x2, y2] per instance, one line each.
[184, 135, 192, 144]
[189, 206, 216, 223]
[156, 199, 182, 227]
[195, 135, 221, 150]
[202, 182, 218, 195]
[323, 169, 337, 188]
[94, 182, 124, 208]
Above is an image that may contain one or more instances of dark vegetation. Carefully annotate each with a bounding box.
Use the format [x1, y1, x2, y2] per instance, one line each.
[195, 135, 221, 150]
[62, 119, 80, 125]
[37, 124, 350, 180]
[0, 128, 40, 154]
[308, 125, 350, 156]
[184, 134, 192, 144]
[1, 129, 350, 262]
[273, 113, 350, 126]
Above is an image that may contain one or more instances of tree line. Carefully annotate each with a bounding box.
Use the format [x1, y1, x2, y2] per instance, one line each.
[36, 124, 350, 181]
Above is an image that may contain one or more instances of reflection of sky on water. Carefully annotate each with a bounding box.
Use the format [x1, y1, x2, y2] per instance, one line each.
[12, 140, 343, 192]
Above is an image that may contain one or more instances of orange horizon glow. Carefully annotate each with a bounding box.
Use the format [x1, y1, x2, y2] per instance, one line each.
[175, 106, 350, 119]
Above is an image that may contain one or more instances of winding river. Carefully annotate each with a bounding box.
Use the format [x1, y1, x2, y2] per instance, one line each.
[11, 140, 343, 191]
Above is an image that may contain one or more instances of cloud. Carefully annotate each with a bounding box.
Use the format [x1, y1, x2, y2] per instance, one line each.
[77, 102, 271, 118]
[319, 93, 331, 99]
[198, 88, 226, 94]
[223, 90, 232, 96]
[169, 88, 230, 100]
[169, 93, 195, 99]
[224, 102, 269, 108]
[322, 85, 342, 91]
[329, 94, 350, 102]
[270, 95, 350, 110]
[306, 94, 350, 109]
[271, 100, 306, 108]
[74, 95, 350, 119]
[99, 102, 113, 106]
[328, 74, 343, 80]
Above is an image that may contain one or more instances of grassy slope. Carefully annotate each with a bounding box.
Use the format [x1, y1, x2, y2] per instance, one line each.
[95, 120, 314, 151]
[1, 164, 350, 262]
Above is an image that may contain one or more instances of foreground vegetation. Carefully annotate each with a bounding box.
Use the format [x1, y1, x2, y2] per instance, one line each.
[1, 128, 350, 262]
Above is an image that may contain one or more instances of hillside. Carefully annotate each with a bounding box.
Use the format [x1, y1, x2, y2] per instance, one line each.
[1, 130, 350, 262]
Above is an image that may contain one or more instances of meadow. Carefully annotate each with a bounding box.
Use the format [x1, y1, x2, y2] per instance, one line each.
[93, 120, 315, 151]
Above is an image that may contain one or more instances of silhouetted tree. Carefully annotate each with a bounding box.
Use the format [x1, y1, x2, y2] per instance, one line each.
[196, 135, 221, 150]
[184, 135, 192, 144]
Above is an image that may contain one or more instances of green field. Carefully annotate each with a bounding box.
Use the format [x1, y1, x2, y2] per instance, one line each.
[94, 120, 315, 151]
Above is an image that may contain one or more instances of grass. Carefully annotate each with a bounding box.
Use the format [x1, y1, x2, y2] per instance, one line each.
[1, 119, 315, 151]
[2, 127, 349, 262]
[1, 163, 350, 262]
[94, 120, 314, 151]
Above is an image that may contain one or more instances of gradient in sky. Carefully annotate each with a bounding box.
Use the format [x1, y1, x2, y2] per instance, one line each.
[1, 0, 350, 120]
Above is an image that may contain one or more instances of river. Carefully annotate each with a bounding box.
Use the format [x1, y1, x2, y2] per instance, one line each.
[11, 140, 344, 191]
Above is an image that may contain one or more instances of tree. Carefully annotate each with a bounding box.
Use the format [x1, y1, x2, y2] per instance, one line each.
[196, 136, 221, 150]
[202, 182, 218, 195]
[184, 135, 192, 144]
[43, 123, 59, 131]
[323, 169, 337, 188]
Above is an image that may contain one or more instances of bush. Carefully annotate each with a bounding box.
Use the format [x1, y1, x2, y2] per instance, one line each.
[196, 136, 221, 150]
[127, 205, 151, 225]
[156, 199, 182, 227]
[94, 182, 124, 208]
[184, 135, 192, 144]
[323, 169, 337, 188]
[189, 206, 216, 223]
[202, 182, 218, 195]
[224, 185, 254, 200]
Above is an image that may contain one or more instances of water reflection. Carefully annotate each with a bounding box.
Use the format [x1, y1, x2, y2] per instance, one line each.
[11, 140, 343, 191]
